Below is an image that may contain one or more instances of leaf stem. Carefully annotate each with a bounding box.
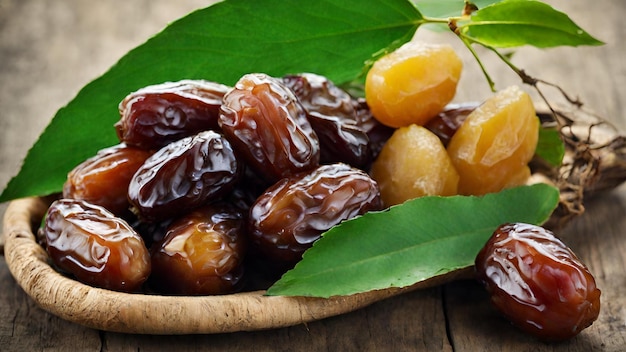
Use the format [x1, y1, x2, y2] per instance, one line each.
[484, 43, 587, 126]
[452, 33, 586, 128]
[458, 38, 496, 91]
[419, 16, 453, 25]
[474, 41, 561, 125]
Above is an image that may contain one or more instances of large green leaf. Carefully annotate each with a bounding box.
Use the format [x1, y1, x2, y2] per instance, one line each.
[267, 184, 559, 297]
[0, 0, 421, 202]
[460, 0, 603, 48]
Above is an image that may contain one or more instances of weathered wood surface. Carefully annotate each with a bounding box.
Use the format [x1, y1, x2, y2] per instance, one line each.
[1, 0, 625, 350]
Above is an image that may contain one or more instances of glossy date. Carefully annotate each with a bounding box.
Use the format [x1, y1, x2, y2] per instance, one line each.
[116, 80, 230, 150]
[150, 204, 246, 295]
[283, 73, 370, 167]
[43, 199, 151, 292]
[352, 97, 394, 162]
[248, 163, 382, 263]
[128, 130, 240, 221]
[218, 73, 320, 182]
[424, 102, 477, 146]
[63, 144, 152, 216]
[475, 223, 601, 341]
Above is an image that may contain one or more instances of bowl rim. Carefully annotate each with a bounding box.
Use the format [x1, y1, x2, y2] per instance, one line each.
[2, 196, 470, 334]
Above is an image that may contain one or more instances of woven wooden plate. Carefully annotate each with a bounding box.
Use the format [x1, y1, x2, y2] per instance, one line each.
[2, 196, 470, 334]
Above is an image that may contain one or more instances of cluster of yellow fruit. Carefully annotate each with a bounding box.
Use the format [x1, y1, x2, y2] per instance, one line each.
[366, 41, 539, 207]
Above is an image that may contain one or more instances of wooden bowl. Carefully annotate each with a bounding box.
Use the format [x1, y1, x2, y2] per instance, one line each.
[2, 197, 470, 334]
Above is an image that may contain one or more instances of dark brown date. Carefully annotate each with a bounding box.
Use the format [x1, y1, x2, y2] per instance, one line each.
[128, 130, 240, 221]
[43, 199, 151, 292]
[63, 144, 152, 216]
[225, 167, 269, 213]
[248, 163, 382, 263]
[219, 73, 320, 182]
[116, 80, 230, 150]
[475, 223, 601, 341]
[424, 102, 478, 146]
[150, 204, 246, 295]
[283, 73, 370, 167]
[352, 97, 394, 162]
[127, 216, 173, 248]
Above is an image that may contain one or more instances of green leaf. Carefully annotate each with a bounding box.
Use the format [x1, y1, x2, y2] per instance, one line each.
[0, 0, 422, 203]
[536, 126, 565, 167]
[459, 0, 604, 48]
[267, 184, 559, 297]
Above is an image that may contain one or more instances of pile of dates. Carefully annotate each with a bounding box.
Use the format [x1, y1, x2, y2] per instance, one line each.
[42, 72, 394, 295]
[40, 39, 600, 340]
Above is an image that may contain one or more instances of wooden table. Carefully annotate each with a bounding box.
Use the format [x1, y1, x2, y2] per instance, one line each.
[1, 1, 625, 350]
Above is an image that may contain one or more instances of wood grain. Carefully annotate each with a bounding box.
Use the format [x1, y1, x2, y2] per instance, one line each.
[1, 0, 625, 350]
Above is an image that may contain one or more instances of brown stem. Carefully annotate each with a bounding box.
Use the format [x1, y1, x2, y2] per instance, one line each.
[534, 109, 626, 230]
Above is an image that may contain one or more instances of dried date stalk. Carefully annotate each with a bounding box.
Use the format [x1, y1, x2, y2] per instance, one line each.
[532, 108, 626, 229]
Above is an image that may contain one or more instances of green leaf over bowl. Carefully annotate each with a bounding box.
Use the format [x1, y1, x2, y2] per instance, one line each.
[267, 184, 559, 297]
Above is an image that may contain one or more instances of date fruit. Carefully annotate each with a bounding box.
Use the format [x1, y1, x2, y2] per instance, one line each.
[283, 73, 370, 167]
[447, 86, 539, 195]
[63, 144, 152, 216]
[249, 163, 382, 263]
[116, 80, 230, 150]
[365, 41, 463, 128]
[370, 124, 459, 206]
[43, 199, 151, 292]
[475, 223, 601, 341]
[352, 97, 395, 161]
[424, 103, 478, 147]
[219, 73, 320, 182]
[150, 204, 246, 295]
[128, 130, 240, 221]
